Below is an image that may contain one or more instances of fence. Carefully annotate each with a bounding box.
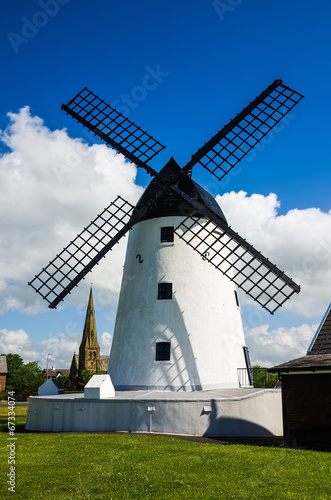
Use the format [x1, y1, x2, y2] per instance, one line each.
[237, 368, 279, 388]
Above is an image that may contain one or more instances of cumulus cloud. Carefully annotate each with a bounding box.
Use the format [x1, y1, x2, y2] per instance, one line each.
[0, 327, 112, 367]
[0, 107, 144, 314]
[245, 323, 318, 367]
[100, 331, 113, 351]
[217, 191, 331, 317]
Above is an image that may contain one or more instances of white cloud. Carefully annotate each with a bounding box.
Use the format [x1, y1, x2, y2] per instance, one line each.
[100, 332, 113, 353]
[0, 327, 80, 367]
[0, 328, 33, 357]
[245, 323, 318, 367]
[0, 107, 144, 314]
[0, 327, 112, 368]
[217, 191, 331, 317]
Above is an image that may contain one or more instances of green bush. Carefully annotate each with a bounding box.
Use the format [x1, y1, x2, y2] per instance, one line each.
[57, 374, 71, 390]
[75, 369, 93, 390]
[0, 390, 8, 401]
[1, 354, 45, 401]
[252, 366, 278, 388]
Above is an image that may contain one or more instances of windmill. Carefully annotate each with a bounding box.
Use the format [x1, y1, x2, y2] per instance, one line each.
[29, 79, 303, 390]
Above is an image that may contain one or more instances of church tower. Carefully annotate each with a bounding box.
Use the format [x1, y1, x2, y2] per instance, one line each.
[78, 288, 100, 372]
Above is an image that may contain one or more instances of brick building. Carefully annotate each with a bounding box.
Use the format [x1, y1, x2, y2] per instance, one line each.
[271, 303, 331, 450]
[0, 355, 7, 391]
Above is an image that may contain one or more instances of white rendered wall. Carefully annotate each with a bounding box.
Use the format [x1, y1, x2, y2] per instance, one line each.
[108, 216, 248, 391]
[84, 374, 115, 399]
[26, 390, 283, 436]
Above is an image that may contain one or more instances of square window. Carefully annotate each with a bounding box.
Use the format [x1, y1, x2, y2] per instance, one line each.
[158, 283, 172, 300]
[161, 226, 174, 243]
[156, 342, 171, 361]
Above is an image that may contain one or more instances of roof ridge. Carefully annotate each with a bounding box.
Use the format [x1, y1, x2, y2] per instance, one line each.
[307, 302, 331, 355]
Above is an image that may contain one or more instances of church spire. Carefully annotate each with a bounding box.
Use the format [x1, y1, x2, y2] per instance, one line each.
[79, 287, 100, 372]
[81, 287, 99, 349]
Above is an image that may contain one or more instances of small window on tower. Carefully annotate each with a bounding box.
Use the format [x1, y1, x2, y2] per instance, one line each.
[158, 283, 172, 300]
[160, 226, 174, 243]
[234, 290, 240, 308]
[156, 341, 171, 361]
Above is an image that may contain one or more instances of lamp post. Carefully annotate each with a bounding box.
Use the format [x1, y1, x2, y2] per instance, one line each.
[46, 353, 51, 380]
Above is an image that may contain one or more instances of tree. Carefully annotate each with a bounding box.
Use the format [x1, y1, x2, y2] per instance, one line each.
[76, 370, 93, 390]
[1, 354, 45, 400]
[252, 365, 278, 388]
[2, 353, 24, 392]
[57, 374, 71, 391]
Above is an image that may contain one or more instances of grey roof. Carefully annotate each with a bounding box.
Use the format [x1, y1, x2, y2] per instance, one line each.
[0, 355, 7, 373]
[270, 354, 331, 372]
[51, 377, 64, 390]
[191, 179, 227, 223]
[135, 157, 227, 223]
[46, 369, 70, 377]
[307, 302, 331, 355]
[270, 302, 331, 373]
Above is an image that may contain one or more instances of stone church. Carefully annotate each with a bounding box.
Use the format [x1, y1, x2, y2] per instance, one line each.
[70, 288, 109, 380]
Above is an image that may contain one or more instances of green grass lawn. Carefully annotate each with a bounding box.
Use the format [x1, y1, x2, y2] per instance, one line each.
[0, 403, 28, 433]
[0, 428, 330, 499]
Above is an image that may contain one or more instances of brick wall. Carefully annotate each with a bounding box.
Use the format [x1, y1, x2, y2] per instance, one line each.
[283, 373, 331, 449]
[0, 374, 6, 391]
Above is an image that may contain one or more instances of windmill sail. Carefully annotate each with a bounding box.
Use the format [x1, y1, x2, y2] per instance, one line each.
[184, 80, 304, 181]
[29, 196, 136, 308]
[170, 183, 300, 314]
[175, 215, 299, 314]
[61, 87, 165, 176]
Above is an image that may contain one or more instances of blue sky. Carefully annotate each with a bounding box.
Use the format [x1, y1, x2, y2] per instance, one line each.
[0, 0, 331, 369]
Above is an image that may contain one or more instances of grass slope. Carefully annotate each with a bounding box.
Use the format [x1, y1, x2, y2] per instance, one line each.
[0, 431, 330, 499]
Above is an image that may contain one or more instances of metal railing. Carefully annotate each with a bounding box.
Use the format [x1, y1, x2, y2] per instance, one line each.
[238, 368, 279, 388]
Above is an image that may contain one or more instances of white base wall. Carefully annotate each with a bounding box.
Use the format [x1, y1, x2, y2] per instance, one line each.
[26, 389, 283, 437]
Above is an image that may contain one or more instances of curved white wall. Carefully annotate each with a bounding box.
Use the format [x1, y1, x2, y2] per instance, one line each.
[108, 216, 248, 390]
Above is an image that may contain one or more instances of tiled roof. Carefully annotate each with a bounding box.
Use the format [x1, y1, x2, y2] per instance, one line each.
[270, 303, 331, 372]
[308, 303, 331, 355]
[45, 369, 70, 377]
[270, 353, 331, 372]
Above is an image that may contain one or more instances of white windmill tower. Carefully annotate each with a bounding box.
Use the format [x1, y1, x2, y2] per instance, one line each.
[29, 80, 303, 392]
[109, 157, 247, 390]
